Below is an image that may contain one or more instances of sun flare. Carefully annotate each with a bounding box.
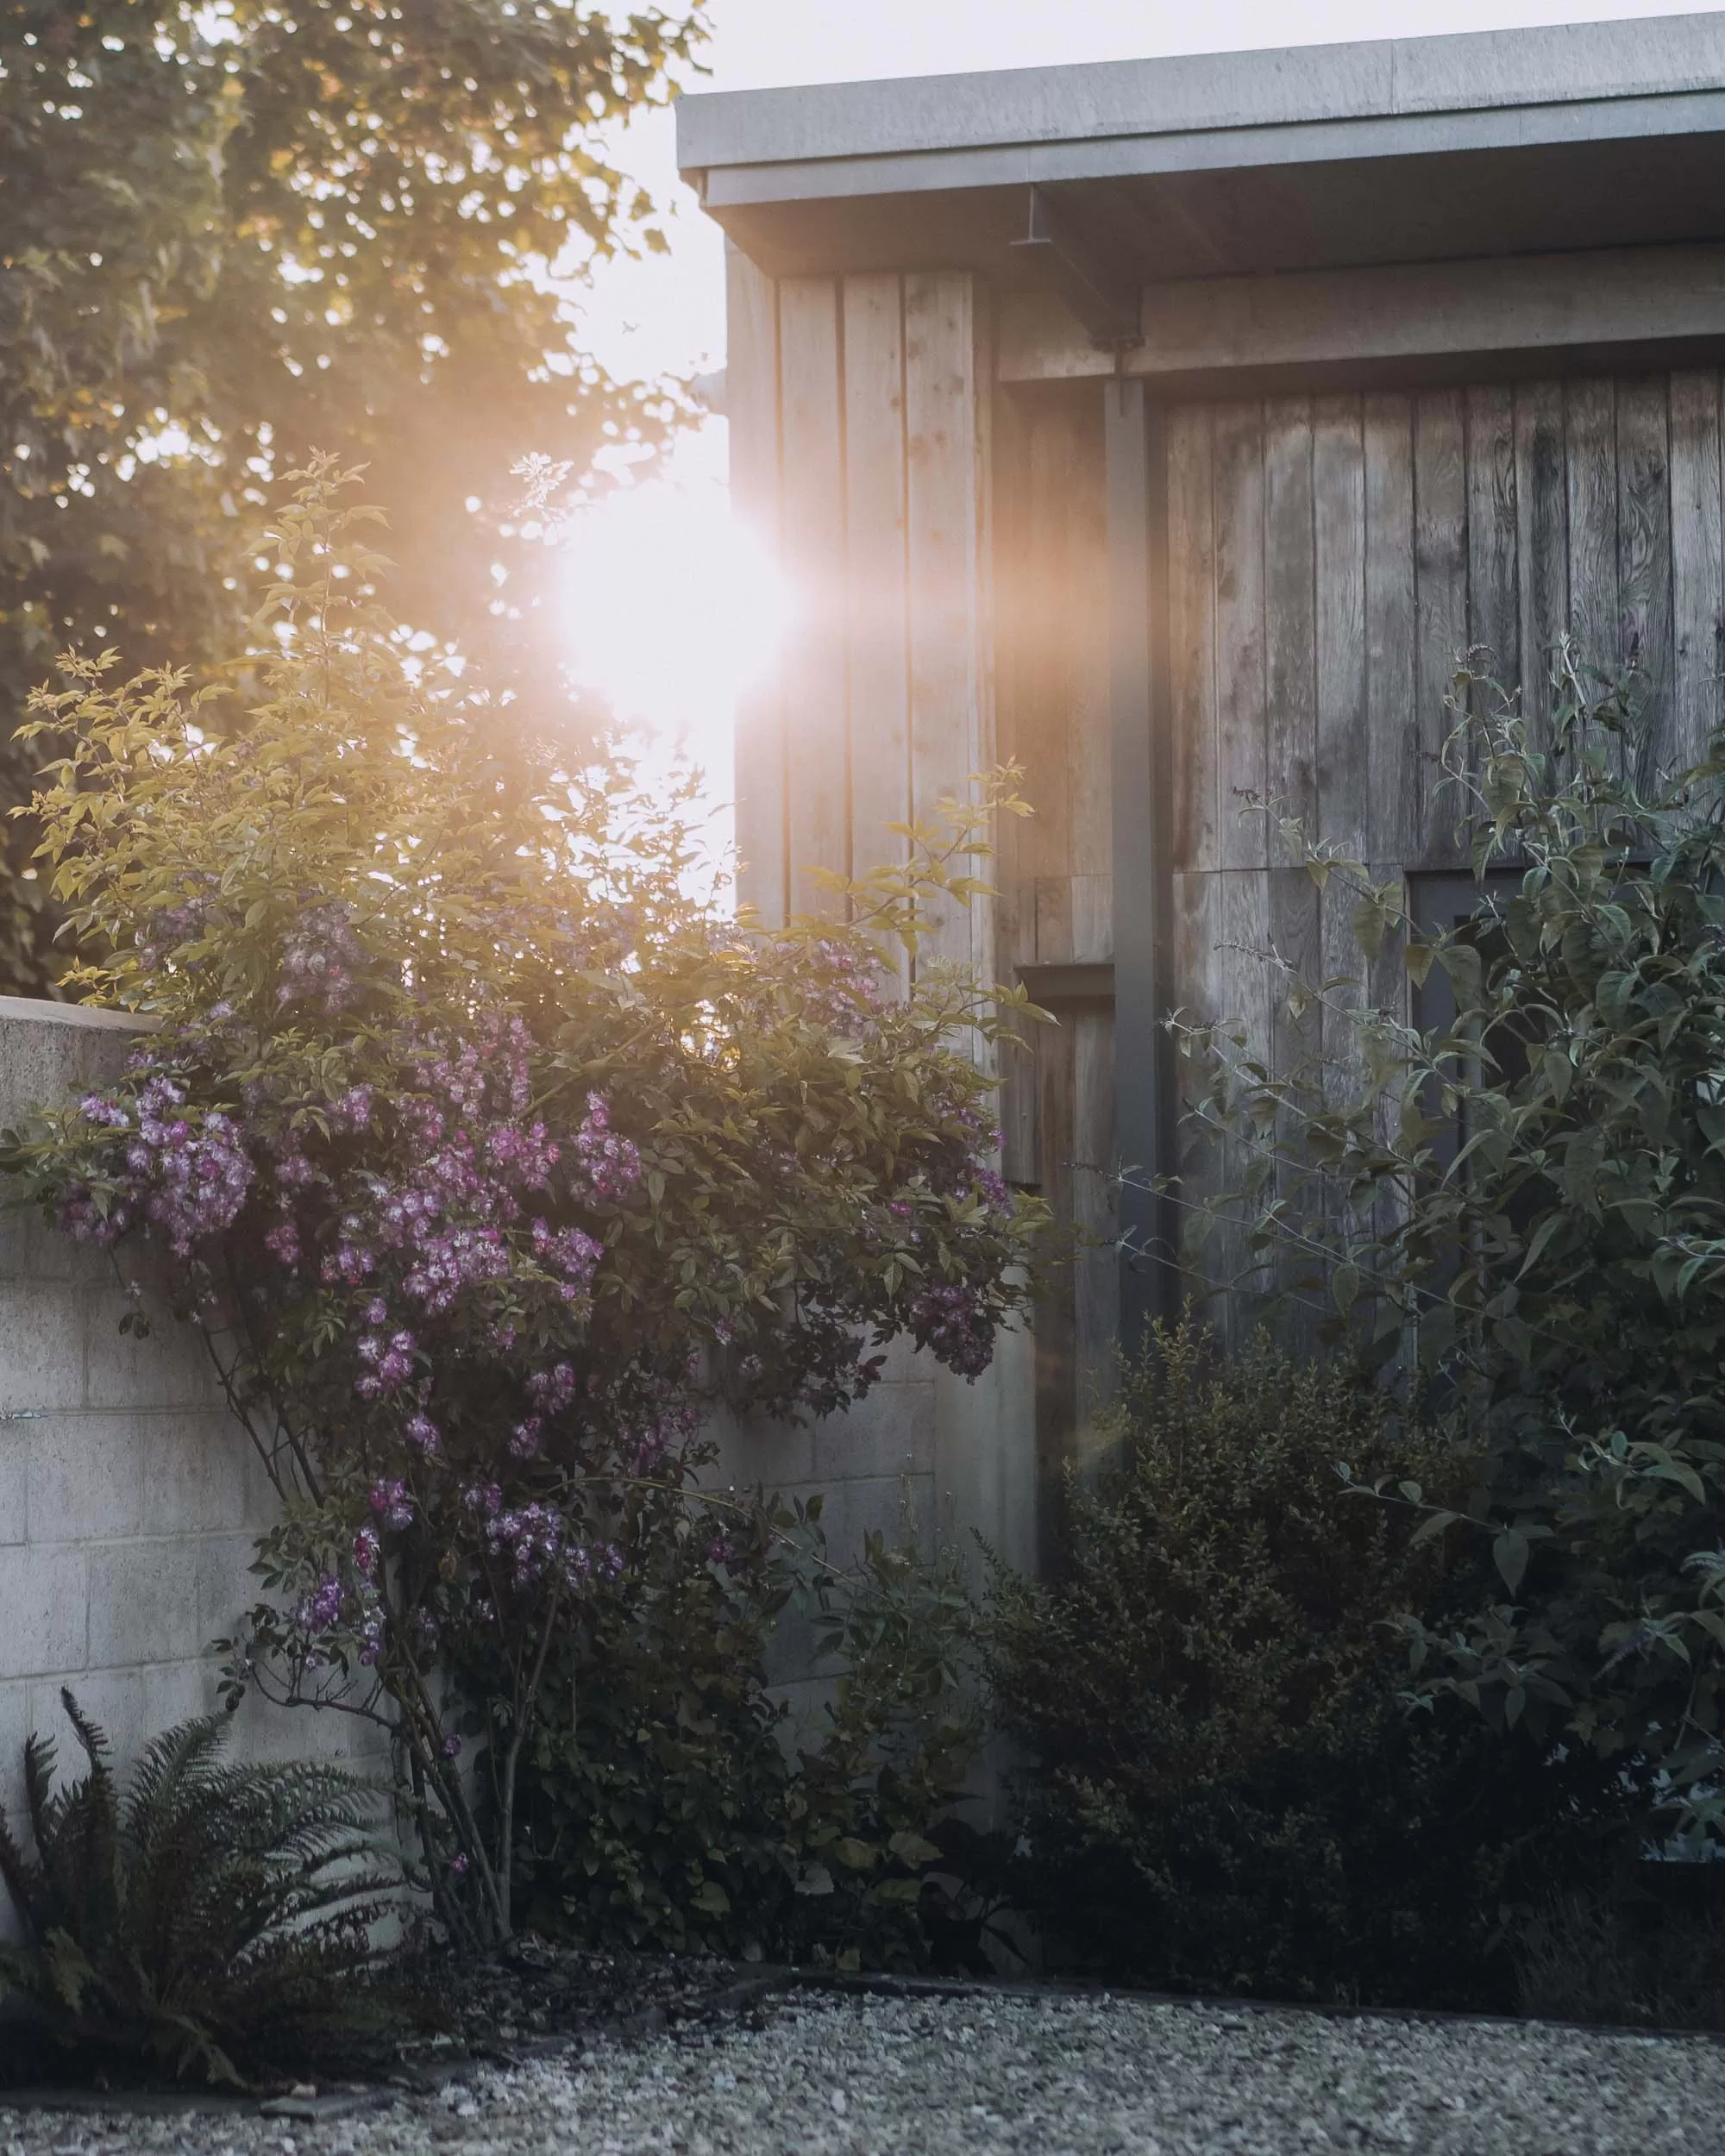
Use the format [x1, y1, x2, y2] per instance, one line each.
[552, 440, 793, 824]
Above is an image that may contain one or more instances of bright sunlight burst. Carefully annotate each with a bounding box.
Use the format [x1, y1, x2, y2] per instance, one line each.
[551, 429, 794, 869]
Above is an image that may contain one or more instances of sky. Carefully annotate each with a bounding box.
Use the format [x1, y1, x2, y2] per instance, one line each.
[551, 0, 1722, 825]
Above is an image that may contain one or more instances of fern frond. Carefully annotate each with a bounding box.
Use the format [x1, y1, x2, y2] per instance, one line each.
[0, 1697, 400, 2087]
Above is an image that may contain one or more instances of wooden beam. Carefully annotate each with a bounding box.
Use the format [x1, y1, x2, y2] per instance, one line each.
[1000, 242, 1725, 388]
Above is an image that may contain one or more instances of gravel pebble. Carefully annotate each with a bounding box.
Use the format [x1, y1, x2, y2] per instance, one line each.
[6, 1989, 1725, 2153]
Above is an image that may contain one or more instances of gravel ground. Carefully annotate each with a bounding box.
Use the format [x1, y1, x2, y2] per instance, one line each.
[5, 1987, 1725, 2154]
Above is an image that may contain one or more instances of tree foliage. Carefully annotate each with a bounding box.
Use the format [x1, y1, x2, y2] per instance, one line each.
[0, 0, 704, 991]
[1176, 647, 1725, 1839]
[1, 462, 1044, 1951]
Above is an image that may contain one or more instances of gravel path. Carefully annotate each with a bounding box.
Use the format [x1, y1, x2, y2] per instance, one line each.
[6, 1988, 1725, 2154]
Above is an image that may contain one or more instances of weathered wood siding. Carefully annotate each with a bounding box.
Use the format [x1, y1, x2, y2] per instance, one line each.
[998, 368, 1725, 1398]
[1158, 371, 1725, 1318]
[723, 254, 1038, 1614]
[724, 248, 995, 975]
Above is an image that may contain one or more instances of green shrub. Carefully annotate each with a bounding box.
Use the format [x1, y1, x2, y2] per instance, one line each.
[513, 1486, 981, 1971]
[1181, 649, 1725, 1836]
[986, 1325, 1633, 2008]
[0, 1693, 395, 2087]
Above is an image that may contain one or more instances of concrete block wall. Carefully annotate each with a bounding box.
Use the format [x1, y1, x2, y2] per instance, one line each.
[713, 1317, 1037, 1754]
[0, 997, 375, 1854]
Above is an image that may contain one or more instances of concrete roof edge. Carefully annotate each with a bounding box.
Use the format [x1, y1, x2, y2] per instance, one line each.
[675, 10, 1725, 178]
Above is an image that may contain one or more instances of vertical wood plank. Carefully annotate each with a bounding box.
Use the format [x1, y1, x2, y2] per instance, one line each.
[1514, 380, 1569, 749]
[1315, 394, 1369, 857]
[1264, 397, 1317, 843]
[1213, 402, 1268, 871]
[1364, 392, 1419, 866]
[842, 276, 911, 960]
[1669, 370, 1725, 778]
[1032, 1010, 1076, 1566]
[1172, 868, 1272, 1341]
[1066, 396, 1114, 959]
[1026, 402, 1075, 954]
[1167, 404, 1218, 871]
[1566, 378, 1621, 686]
[777, 278, 849, 918]
[905, 272, 988, 974]
[1070, 1002, 1121, 1458]
[1414, 391, 1469, 867]
[1467, 383, 1520, 697]
[1314, 394, 1371, 1258]
[724, 246, 787, 925]
[990, 380, 1038, 976]
[1617, 375, 1675, 791]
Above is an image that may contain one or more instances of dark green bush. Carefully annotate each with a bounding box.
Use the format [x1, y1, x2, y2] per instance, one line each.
[511, 1486, 981, 1971]
[0, 1693, 395, 2086]
[1182, 653, 1725, 1831]
[987, 1325, 1634, 2008]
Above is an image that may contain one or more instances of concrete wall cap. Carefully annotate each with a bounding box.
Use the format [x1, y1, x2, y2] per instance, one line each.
[0, 996, 151, 1033]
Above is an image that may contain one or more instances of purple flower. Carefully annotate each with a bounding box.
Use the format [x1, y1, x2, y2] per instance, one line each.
[297, 1574, 344, 1633]
[368, 1478, 415, 1532]
[353, 1526, 380, 1576]
[405, 1412, 440, 1456]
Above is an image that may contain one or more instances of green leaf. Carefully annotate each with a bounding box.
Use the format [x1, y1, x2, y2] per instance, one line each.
[1493, 1529, 1530, 1597]
[887, 1830, 942, 1867]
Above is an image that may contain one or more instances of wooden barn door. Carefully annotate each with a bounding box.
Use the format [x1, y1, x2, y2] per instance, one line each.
[1163, 374, 1725, 1331]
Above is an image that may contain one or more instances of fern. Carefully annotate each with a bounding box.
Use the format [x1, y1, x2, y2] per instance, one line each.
[0, 1691, 398, 2086]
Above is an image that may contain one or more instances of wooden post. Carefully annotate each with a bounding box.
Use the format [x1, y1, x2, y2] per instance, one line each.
[1107, 378, 1171, 1358]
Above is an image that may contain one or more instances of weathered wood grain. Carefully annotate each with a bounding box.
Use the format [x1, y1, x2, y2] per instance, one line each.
[1514, 379, 1569, 749]
[777, 277, 849, 918]
[1213, 402, 1269, 871]
[906, 273, 988, 975]
[1616, 375, 1674, 791]
[1070, 1002, 1122, 1432]
[1364, 392, 1419, 865]
[724, 247, 787, 925]
[1315, 394, 1369, 858]
[1024, 401, 1075, 916]
[1669, 370, 1725, 779]
[1565, 378, 1620, 686]
[1167, 404, 1218, 871]
[1264, 398, 1317, 845]
[1065, 398, 1114, 957]
[1413, 390, 1469, 866]
[842, 276, 910, 917]
[989, 382, 1038, 976]
[1466, 383, 1520, 697]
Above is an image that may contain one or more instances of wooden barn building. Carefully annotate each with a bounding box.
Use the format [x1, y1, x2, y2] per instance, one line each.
[678, 12, 1725, 1568]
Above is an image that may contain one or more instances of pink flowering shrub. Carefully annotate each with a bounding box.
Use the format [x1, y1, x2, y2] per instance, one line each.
[3, 463, 1044, 1951]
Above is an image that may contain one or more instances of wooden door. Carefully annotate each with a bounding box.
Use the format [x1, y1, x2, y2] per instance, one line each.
[1164, 373, 1725, 1326]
